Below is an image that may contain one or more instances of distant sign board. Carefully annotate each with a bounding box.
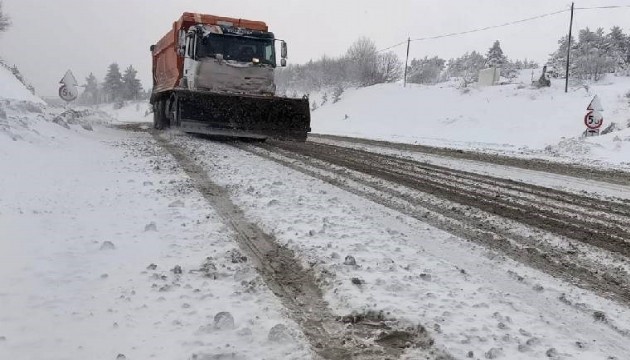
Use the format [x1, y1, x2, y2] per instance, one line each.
[478, 67, 501, 86]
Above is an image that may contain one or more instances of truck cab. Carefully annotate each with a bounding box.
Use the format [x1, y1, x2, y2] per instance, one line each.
[150, 12, 309, 141]
[180, 24, 286, 96]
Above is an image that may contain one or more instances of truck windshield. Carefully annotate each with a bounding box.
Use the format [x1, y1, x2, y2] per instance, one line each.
[197, 34, 276, 66]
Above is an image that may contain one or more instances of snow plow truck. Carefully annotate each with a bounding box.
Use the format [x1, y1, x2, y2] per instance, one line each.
[150, 12, 311, 141]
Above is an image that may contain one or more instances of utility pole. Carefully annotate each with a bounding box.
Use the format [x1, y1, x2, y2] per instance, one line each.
[403, 37, 411, 87]
[565, 2, 574, 93]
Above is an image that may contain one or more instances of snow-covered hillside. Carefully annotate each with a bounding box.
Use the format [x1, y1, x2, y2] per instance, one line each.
[0, 63, 43, 104]
[311, 71, 630, 167]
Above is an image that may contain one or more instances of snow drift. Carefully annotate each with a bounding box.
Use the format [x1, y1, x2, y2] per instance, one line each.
[311, 71, 630, 167]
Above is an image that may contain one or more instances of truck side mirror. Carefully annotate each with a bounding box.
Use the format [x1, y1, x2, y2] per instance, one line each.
[281, 58, 287, 67]
[281, 41, 287, 59]
[150, 45, 155, 52]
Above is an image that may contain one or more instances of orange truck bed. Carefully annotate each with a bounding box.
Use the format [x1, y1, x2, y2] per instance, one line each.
[151, 12, 269, 94]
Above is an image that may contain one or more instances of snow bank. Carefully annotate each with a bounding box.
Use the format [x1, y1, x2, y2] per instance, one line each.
[0, 63, 44, 104]
[95, 101, 152, 124]
[311, 72, 630, 166]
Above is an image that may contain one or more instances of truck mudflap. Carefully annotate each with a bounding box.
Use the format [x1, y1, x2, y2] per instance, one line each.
[172, 90, 311, 141]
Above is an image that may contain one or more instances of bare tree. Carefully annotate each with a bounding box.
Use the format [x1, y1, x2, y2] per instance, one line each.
[346, 37, 380, 86]
[377, 52, 403, 83]
[0, 1, 10, 32]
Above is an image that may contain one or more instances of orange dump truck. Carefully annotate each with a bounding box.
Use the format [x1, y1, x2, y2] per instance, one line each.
[150, 12, 311, 140]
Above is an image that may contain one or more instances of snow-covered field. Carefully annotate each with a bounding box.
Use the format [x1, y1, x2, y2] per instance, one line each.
[3, 64, 630, 360]
[311, 71, 630, 168]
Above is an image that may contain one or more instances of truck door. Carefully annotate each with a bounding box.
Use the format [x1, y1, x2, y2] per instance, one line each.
[182, 31, 196, 89]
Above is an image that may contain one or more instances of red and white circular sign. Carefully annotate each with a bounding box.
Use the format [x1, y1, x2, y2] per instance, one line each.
[58, 85, 77, 102]
[584, 110, 603, 129]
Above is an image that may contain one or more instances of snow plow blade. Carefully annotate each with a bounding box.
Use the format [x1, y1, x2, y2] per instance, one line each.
[175, 90, 311, 141]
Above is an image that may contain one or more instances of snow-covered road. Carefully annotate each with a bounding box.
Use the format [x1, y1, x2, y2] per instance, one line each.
[3, 99, 630, 359]
[164, 131, 630, 360]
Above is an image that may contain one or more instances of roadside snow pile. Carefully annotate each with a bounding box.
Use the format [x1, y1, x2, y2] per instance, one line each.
[311, 71, 630, 165]
[0, 61, 43, 104]
[97, 100, 152, 124]
[0, 65, 115, 143]
[544, 128, 630, 165]
[0, 99, 115, 143]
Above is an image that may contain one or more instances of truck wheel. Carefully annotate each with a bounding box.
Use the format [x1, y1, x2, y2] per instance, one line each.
[167, 95, 179, 127]
[153, 100, 168, 130]
[153, 101, 162, 129]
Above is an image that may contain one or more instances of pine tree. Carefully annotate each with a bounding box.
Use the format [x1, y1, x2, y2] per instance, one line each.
[573, 27, 615, 80]
[605, 26, 629, 70]
[122, 65, 142, 100]
[446, 51, 486, 85]
[486, 40, 508, 68]
[0, 1, 10, 33]
[103, 63, 123, 102]
[83, 73, 99, 105]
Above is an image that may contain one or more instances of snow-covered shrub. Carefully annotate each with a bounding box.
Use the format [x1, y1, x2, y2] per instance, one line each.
[321, 92, 328, 106]
[407, 56, 446, 85]
[0, 60, 35, 95]
[332, 85, 344, 103]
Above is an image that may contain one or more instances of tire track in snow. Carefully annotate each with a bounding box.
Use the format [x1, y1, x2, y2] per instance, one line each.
[237, 140, 630, 308]
[148, 130, 452, 360]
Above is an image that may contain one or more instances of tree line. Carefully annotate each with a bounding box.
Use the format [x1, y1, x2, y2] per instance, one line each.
[79, 63, 146, 106]
[276, 37, 539, 95]
[548, 26, 630, 81]
[0, 1, 9, 33]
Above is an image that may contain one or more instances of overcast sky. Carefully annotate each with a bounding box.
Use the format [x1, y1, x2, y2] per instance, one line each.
[1, 0, 630, 96]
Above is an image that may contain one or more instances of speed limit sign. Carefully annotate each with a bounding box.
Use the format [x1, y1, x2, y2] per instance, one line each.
[58, 85, 77, 102]
[584, 110, 603, 129]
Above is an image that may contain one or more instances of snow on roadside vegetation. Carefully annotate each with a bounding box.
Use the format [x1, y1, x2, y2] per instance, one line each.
[0, 66, 313, 359]
[311, 71, 630, 167]
[0, 61, 43, 104]
[96, 100, 152, 124]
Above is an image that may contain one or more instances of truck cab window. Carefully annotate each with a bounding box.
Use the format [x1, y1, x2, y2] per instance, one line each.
[196, 33, 276, 66]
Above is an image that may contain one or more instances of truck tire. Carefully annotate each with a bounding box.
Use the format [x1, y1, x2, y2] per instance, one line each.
[153, 100, 168, 130]
[167, 95, 180, 127]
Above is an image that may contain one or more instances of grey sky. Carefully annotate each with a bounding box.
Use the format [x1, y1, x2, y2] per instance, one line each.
[1, 0, 630, 96]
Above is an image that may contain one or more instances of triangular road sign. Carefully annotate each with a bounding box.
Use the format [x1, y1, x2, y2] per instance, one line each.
[60, 70, 78, 87]
[587, 95, 604, 111]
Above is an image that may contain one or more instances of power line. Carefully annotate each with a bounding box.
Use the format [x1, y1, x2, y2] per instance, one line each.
[378, 8, 569, 52]
[410, 9, 569, 42]
[378, 41, 408, 53]
[376, 3, 630, 53]
[575, 5, 630, 10]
